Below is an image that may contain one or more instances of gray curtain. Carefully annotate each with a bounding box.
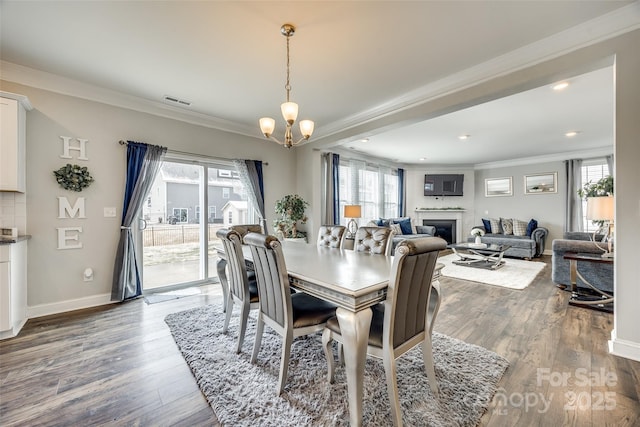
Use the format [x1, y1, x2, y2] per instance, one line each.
[111, 142, 166, 301]
[606, 154, 614, 176]
[564, 158, 583, 232]
[233, 159, 267, 233]
[320, 153, 340, 225]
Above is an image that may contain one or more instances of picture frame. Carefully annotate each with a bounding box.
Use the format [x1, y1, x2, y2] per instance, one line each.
[485, 177, 513, 197]
[524, 172, 557, 195]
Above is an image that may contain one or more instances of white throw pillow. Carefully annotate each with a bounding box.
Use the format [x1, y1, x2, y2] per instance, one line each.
[512, 219, 528, 236]
[390, 223, 403, 235]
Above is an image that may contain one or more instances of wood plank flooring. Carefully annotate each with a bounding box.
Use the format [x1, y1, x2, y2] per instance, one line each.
[1, 255, 638, 426]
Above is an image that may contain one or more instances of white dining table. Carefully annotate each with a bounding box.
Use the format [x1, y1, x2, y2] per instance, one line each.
[215, 241, 442, 426]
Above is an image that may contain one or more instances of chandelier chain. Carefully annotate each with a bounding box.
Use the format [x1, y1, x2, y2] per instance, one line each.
[285, 34, 291, 102]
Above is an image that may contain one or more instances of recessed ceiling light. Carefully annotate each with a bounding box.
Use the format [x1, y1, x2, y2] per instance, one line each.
[359, 138, 370, 143]
[553, 81, 570, 91]
[458, 134, 470, 140]
[565, 131, 580, 137]
[419, 157, 427, 161]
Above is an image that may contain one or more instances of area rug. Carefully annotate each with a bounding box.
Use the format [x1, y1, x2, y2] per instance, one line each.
[165, 303, 509, 427]
[438, 253, 545, 290]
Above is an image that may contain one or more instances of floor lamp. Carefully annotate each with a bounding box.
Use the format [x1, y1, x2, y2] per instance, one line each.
[586, 195, 614, 258]
[344, 205, 361, 239]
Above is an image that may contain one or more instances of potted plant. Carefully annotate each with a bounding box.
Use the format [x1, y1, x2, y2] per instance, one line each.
[273, 194, 309, 241]
[578, 175, 613, 199]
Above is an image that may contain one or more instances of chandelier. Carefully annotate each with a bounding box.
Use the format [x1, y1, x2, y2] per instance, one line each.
[259, 24, 314, 149]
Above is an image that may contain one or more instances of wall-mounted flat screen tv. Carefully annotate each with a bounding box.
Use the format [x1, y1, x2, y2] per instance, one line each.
[424, 174, 464, 196]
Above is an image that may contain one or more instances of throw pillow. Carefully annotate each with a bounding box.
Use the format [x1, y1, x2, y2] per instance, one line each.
[501, 218, 513, 235]
[526, 219, 538, 237]
[415, 225, 436, 235]
[376, 218, 390, 227]
[489, 218, 502, 234]
[512, 218, 528, 236]
[390, 223, 403, 235]
[482, 218, 491, 233]
[393, 218, 413, 235]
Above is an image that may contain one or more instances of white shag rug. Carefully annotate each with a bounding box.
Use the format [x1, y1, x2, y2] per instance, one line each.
[438, 253, 545, 290]
[165, 303, 509, 427]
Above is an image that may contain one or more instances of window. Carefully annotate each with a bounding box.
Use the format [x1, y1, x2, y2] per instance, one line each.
[228, 210, 233, 224]
[195, 205, 200, 221]
[222, 187, 230, 199]
[208, 206, 216, 223]
[581, 160, 611, 232]
[338, 159, 399, 224]
[172, 208, 188, 223]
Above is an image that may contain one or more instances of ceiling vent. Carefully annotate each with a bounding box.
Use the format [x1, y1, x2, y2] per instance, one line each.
[163, 95, 191, 107]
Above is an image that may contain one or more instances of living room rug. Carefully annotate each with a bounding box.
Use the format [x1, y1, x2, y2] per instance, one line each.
[165, 303, 509, 427]
[438, 253, 545, 290]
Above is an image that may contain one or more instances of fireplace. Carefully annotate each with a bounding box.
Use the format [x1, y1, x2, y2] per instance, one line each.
[414, 209, 464, 243]
[423, 220, 456, 245]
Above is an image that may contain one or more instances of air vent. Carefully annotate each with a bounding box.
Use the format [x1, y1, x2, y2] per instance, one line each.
[163, 95, 192, 107]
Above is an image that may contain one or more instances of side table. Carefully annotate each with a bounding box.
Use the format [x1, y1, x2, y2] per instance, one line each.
[563, 252, 613, 313]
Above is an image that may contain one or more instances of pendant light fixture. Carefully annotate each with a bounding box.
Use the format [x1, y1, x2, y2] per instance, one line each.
[259, 23, 314, 149]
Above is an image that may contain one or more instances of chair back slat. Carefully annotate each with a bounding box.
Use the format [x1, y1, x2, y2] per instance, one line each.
[245, 233, 292, 329]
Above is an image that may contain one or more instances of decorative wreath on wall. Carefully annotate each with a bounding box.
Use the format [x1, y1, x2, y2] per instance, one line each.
[53, 163, 94, 192]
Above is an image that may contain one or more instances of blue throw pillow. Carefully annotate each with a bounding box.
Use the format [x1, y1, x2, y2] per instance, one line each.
[526, 219, 538, 237]
[376, 218, 390, 227]
[393, 218, 413, 235]
[482, 218, 491, 233]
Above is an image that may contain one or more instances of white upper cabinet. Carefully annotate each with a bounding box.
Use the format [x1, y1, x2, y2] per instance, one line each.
[0, 92, 32, 193]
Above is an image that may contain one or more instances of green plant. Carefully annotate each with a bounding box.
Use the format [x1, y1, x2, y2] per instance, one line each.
[53, 163, 94, 192]
[578, 175, 613, 198]
[273, 194, 309, 238]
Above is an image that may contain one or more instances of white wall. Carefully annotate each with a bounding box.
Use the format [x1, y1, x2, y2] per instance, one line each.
[0, 81, 296, 316]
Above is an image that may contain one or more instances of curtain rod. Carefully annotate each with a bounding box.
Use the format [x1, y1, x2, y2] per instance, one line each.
[118, 140, 268, 166]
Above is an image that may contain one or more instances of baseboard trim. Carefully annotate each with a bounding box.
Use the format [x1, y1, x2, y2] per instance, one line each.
[608, 329, 640, 362]
[28, 293, 115, 319]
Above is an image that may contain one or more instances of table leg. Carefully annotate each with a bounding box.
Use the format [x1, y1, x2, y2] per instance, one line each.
[336, 306, 372, 427]
[216, 257, 228, 313]
[568, 258, 614, 309]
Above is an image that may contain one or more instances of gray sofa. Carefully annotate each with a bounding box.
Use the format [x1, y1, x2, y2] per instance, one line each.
[551, 232, 613, 294]
[367, 218, 435, 253]
[468, 225, 548, 259]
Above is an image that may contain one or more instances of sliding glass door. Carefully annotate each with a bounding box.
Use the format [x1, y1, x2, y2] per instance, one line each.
[140, 157, 251, 291]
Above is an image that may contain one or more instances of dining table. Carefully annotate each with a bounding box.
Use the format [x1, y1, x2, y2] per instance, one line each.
[215, 240, 443, 426]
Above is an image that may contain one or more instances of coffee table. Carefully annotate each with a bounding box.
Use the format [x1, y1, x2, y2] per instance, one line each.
[447, 242, 511, 270]
[563, 252, 613, 313]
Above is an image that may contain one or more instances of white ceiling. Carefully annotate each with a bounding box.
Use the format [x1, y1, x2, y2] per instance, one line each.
[1, 1, 637, 165]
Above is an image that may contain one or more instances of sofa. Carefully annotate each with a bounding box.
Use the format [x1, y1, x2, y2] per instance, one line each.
[366, 217, 435, 253]
[551, 232, 613, 294]
[468, 218, 548, 259]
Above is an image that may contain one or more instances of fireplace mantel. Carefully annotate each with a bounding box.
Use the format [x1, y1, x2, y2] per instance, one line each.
[414, 209, 465, 243]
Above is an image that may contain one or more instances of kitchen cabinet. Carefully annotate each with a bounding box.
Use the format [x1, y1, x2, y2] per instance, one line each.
[0, 240, 27, 339]
[0, 92, 32, 193]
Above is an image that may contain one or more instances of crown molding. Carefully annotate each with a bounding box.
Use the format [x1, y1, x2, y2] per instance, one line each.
[319, 3, 640, 139]
[473, 146, 613, 170]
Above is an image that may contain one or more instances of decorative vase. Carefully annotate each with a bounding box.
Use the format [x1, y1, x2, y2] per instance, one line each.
[475, 235, 482, 245]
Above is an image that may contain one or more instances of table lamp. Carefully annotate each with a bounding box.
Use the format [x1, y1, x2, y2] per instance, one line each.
[586, 195, 614, 258]
[344, 205, 362, 239]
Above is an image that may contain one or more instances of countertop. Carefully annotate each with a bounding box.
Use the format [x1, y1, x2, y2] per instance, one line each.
[0, 235, 31, 245]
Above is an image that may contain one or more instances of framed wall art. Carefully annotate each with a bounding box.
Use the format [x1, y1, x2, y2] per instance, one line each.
[485, 177, 513, 197]
[524, 172, 557, 195]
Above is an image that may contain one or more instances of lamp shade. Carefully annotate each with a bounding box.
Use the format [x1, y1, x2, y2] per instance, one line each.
[586, 196, 614, 221]
[344, 205, 362, 219]
[259, 117, 275, 137]
[281, 101, 299, 124]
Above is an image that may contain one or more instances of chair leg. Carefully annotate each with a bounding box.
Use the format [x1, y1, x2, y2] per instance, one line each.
[383, 353, 402, 427]
[337, 342, 344, 366]
[222, 295, 233, 333]
[236, 300, 250, 353]
[321, 328, 335, 383]
[422, 335, 439, 396]
[251, 315, 264, 364]
[278, 333, 293, 396]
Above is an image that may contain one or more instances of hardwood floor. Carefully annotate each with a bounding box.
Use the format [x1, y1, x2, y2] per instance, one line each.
[1, 255, 638, 426]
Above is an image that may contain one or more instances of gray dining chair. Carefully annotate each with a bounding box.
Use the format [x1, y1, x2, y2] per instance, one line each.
[354, 226, 393, 256]
[317, 225, 347, 249]
[322, 236, 447, 426]
[244, 232, 338, 396]
[216, 228, 260, 353]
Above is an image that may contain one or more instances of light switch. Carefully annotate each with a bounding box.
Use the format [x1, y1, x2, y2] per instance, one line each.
[104, 207, 117, 217]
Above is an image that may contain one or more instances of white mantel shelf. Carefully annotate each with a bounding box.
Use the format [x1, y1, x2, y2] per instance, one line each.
[414, 209, 465, 243]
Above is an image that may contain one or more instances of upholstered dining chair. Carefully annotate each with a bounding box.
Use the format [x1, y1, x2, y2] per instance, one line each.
[322, 237, 447, 426]
[354, 226, 393, 256]
[317, 225, 347, 249]
[215, 228, 260, 353]
[244, 232, 338, 396]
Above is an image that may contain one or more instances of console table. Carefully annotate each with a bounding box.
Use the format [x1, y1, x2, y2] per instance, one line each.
[563, 252, 613, 313]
